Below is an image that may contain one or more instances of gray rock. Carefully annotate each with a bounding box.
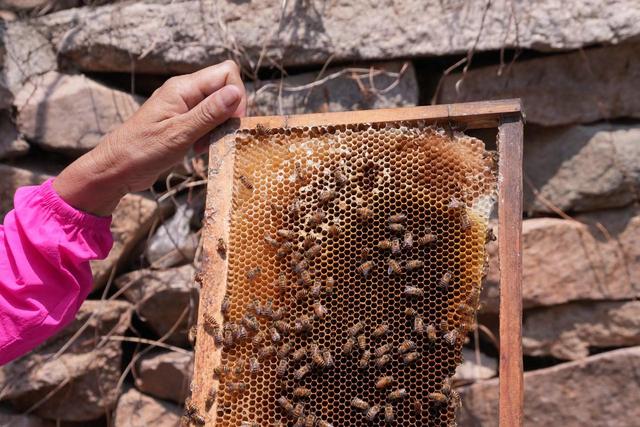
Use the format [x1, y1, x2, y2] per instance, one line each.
[0, 21, 57, 109]
[113, 387, 182, 427]
[0, 163, 50, 221]
[438, 43, 640, 126]
[454, 348, 498, 384]
[145, 202, 198, 269]
[0, 111, 29, 160]
[524, 124, 640, 214]
[248, 61, 417, 116]
[37, 1, 640, 74]
[0, 406, 53, 427]
[0, 300, 132, 421]
[135, 350, 193, 404]
[482, 206, 640, 311]
[14, 71, 142, 154]
[458, 347, 640, 426]
[523, 300, 640, 360]
[115, 265, 198, 346]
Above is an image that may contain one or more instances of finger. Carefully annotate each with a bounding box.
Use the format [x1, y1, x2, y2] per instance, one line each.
[173, 84, 242, 143]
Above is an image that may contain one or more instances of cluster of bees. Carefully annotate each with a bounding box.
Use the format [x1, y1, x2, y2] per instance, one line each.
[185, 144, 484, 426]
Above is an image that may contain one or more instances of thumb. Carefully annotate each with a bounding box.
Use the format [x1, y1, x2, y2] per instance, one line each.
[178, 84, 242, 142]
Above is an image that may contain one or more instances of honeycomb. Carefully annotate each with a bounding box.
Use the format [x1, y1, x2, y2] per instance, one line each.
[205, 122, 497, 426]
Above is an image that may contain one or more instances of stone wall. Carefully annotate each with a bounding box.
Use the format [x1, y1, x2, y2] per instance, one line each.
[0, 1, 638, 425]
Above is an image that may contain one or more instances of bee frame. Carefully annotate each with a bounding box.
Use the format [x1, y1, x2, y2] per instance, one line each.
[195, 100, 524, 426]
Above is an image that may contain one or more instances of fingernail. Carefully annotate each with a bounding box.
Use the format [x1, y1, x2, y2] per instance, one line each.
[218, 85, 241, 108]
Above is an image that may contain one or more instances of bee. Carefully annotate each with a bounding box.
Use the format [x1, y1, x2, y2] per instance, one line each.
[213, 328, 224, 346]
[378, 239, 393, 251]
[458, 303, 475, 315]
[358, 350, 372, 369]
[213, 364, 231, 378]
[300, 270, 313, 287]
[273, 320, 290, 335]
[264, 234, 280, 247]
[293, 315, 312, 334]
[348, 321, 365, 337]
[293, 259, 309, 274]
[276, 359, 289, 377]
[276, 241, 295, 259]
[240, 422, 259, 427]
[427, 324, 437, 342]
[217, 237, 227, 256]
[277, 342, 292, 359]
[304, 414, 317, 427]
[374, 343, 392, 358]
[403, 286, 424, 298]
[239, 175, 254, 190]
[227, 382, 247, 394]
[323, 350, 334, 368]
[293, 387, 311, 398]
[269, 327, 282, 343]
[428, 392, 448, 405]
[441, 377, 452, 395]
[388, 259, 403, 275]
[220, 295, 230, 316]
[312, 302, 328, 319]
[357, 261, 373, 277]
[295, 288, 309, 302]
[406, 260, 424, 272]
[241, 314, 259, 332]
[277, 229, 297, 240]
[366, 405, 381, 421]
[305, 244, 322, 259]
[404, 307, 417, 317]
[398, 340, 416, 353]
[318, 189, 337, 205]
[388, 223, 404, 233]
[351, 397, 370, 411]
[205, 387, 217, 409]
[246, 267, 262, 281]
[233, 358, 246, 376]
[342, 337, 356, 355]
[486, 227, 497, 242]
[384, 404, 394, 422]
[355, 334, 366, 351]
[317, 421, 333, 427]
[356, 206, 373, 221]
[293, 364, 311, 380]
[375, 354, 391, 368]
[276, 274, 288, 294]
[438, 271, 453, 289]
[376, 375, 395, 390]
[333, 168, 348, 187]
[223, 330, 234, 347]
[251, 332, 265, 345]
[258, 345, 277, 360]
[410, 397, 422, 413]
[310, 344, 326, 368]
[234, 324, 248, 341]
[372, 323, 389, 338]
[309, 282, 322, 299]
[307, 210, 325, 228]
[403, 351, 420, 364]
[460, 212, 471, 230]
[187, 411, 206, 425]
[450, 389, 462, 409]
[391, 239, 401, 255]
[417, 234, 436, 246]
[444, 329, 459, 346]
[388, 388, 408, 401]
[248, 357, 260, 375]
[327, 224, 341, 237]
[188, 325, 197, 347]
[291, 346, 307, 362]
[389, 213, 407, 223]
[414, 316, 425, 335]
[359, 247, 372, 260]
[277, 396, 295, 416]
[324, 277, 336, 294]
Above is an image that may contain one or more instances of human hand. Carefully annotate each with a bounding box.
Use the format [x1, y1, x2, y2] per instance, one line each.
[54, 61, 246, 216]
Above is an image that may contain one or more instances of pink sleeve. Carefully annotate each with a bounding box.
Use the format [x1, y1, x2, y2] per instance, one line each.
[0, 178, 113, 365]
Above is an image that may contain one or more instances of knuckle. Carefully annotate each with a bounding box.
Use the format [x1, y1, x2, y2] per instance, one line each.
[221, 59, 240, 74]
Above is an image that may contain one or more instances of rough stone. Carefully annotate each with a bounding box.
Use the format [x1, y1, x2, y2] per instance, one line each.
[248, 61, 417, 115]
[135, 350, 193, 404]
[145, 202, 198, 269]
[524, 124, 640, 214]
[14, 71, 141, 154]
[37, 1, 640, 74]
[0, 21, 57, 109]
[0, 163, 50, 221]
[523, 300, 640, 360]
[0, 407, 53, 427]
[457, 347, 640, 426]
[113, 387, 182, 427]
[0, 111, 29, 160]
[454, 348, 498, 383]
[115, 264, 197, 346]
[0, 300, 132, 421]
[482, 206, 640, 311]
[438, 43, 640, 126]
[91, 193, 160, 290]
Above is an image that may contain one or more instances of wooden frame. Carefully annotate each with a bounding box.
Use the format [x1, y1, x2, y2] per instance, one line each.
[194, 99, 524, 426]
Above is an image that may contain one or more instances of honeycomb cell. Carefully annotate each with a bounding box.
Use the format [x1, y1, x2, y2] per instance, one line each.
[211, 123, 497, 426]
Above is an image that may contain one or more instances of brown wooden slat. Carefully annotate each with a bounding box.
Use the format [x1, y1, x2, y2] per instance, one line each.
[497, 116, 524, 427]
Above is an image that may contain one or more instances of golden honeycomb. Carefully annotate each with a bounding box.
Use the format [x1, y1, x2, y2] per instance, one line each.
[207, 121, 497, 426]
